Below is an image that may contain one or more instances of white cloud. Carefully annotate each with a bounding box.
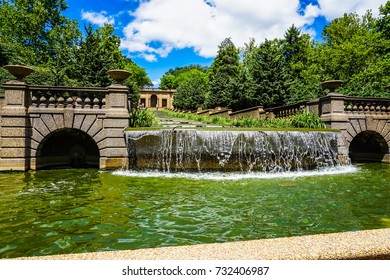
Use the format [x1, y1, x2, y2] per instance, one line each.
[317, 0, 387, 21]
[81, 10, 115, 27]
[120, 0, 387, 61]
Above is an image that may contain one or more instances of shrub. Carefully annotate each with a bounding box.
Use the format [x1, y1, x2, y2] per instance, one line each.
[129, 109, 159, 127]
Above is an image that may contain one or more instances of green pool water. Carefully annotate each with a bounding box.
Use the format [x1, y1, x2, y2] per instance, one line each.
[0, 164, 389, 259]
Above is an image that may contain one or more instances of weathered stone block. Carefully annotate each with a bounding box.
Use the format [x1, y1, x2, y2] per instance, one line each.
[0, 117, 30, 127]
[0, 147, 28, 158]
[53, 114, 65, 130]
[103, 118, 129, 128]
[99, 147, 128, 158]
[73, 114, 85, 130]
[5, 90, 23, 106]
[64, 109, 74, 128]
[376, 120, 387, 134]
[0, 158, 30, 171]
[98, 138, 126, 149]
[31, 128, 45, 143]
[41, 114, 57, 132]
[1, 127, 29, 137]
[93, 130, 106, 144]
[108, 93, 127, 108]
[81, 114, 97, 132]
[99, 157, 128, 170]
[33, 118, 50, 137]
[87, 119, 103, 138]
[1, 138, 29, 148]
[358, 119, 367, 132]
[103, 128, 126, 138]
[30, 139, 39, 150]
[349, 119, 361, 135]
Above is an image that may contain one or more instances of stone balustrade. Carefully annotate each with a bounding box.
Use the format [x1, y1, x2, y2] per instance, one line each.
[29, 86, 107, 109]
[344, 96, 390, 114]
[265, 102, 307, 118]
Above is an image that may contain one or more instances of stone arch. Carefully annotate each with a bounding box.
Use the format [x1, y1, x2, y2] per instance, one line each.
[150, 94, 158, 108]
[349, 130, 389, 162]
[36, 128, 100, 170]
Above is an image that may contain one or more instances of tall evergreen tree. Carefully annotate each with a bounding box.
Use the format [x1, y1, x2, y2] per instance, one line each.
[249, 39, 287, 107]
[206, 38, 240, 108]
[70, 24, 123, 87]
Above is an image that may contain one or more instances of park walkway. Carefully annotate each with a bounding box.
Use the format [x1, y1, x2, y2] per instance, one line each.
[154, 110, 212, 128]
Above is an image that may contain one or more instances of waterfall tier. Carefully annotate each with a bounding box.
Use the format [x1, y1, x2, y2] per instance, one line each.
[125, 129, 349, 173]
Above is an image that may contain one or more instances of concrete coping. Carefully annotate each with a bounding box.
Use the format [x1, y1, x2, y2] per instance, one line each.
[14, 228, 390, 260]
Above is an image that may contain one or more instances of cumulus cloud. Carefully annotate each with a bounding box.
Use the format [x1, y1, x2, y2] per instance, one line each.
[317, 0, 387, 21]
[120, 0, 387, 61]
[81, 10, 115, 27]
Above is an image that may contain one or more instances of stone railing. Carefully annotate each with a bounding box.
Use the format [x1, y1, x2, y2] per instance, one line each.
[265, 101, 307, 118]
[344, 96, 390, 114]
[29, 86, 107, 109]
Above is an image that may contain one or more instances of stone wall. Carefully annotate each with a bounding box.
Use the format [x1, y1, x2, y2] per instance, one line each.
[0, 81, 130, 171]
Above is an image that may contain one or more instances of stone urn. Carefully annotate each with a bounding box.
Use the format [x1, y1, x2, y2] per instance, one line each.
[4, 65, 35, 81]
[320, 80, 344, 93]
[106, 69, 131, 85]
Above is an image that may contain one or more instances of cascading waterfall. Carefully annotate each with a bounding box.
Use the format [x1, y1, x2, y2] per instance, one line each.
[124, 129, 349, 173]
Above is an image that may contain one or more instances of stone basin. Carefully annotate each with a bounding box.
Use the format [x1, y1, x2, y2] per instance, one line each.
[3, 65, 35, 80]
[320, 80, 344, 92]
[106, 69, 131, 84]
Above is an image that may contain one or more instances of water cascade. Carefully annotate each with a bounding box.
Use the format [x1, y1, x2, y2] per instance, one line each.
[124, 129, 349, 173]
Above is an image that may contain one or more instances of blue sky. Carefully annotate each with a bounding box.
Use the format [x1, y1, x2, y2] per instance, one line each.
[63, 0, 387, 86]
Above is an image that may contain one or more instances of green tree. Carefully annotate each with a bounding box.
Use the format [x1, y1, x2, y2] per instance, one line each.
[69, 24, 123, 87]
[248, 39, 287, 107]
[159, 74, 177, 89]
[282, 26, 321, 104]
[173, 69, 209, 110]
[159, 64, 208, 89]
[317, 7, 389, 97]
[318, 11, 379, 82]
[123, 57, 152, 109]
[206, 38, 240, 108]
[377, 0, 390, 40]
[0, 0, 80, 65]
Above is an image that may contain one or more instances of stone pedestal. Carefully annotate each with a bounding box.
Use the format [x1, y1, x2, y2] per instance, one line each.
[99, 84, 130, 170]
[0, 80, 31, 171]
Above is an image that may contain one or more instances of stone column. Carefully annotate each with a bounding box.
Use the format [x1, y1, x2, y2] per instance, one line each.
[0, 79, 31, 171]
[99, 70, 131, 170]
[318, 81, 350, 164]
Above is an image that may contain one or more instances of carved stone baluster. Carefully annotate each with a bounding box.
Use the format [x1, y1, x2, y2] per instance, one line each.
[39, 95, 47, 108]
[31, 93, 39, 107]
[369, 102, 376, 113]
[57, 96, 65, 108]
[93, 98, 100, 109]
[84, 97, 92, 109]
[66, 97, 74, 108]
[48, 96, 56, 108]
[363, 102, 370, 112]
[352, 102, 358, 113]
[102, 98, 106, 109]
[75, 96, 83, 108]
[375, 104, 381, 114]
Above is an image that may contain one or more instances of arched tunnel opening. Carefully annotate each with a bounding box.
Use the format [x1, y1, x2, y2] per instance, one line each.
[349, 131, 388, 163]
[36, 128, 100, 170]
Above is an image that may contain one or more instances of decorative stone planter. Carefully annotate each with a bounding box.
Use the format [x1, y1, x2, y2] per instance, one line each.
[3, 65, 35, 80]
[320, 80, 344, 92]
[106, 69, 131, 85]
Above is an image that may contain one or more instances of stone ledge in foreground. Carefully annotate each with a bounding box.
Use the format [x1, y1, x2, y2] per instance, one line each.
[15, 228, 390, 260]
